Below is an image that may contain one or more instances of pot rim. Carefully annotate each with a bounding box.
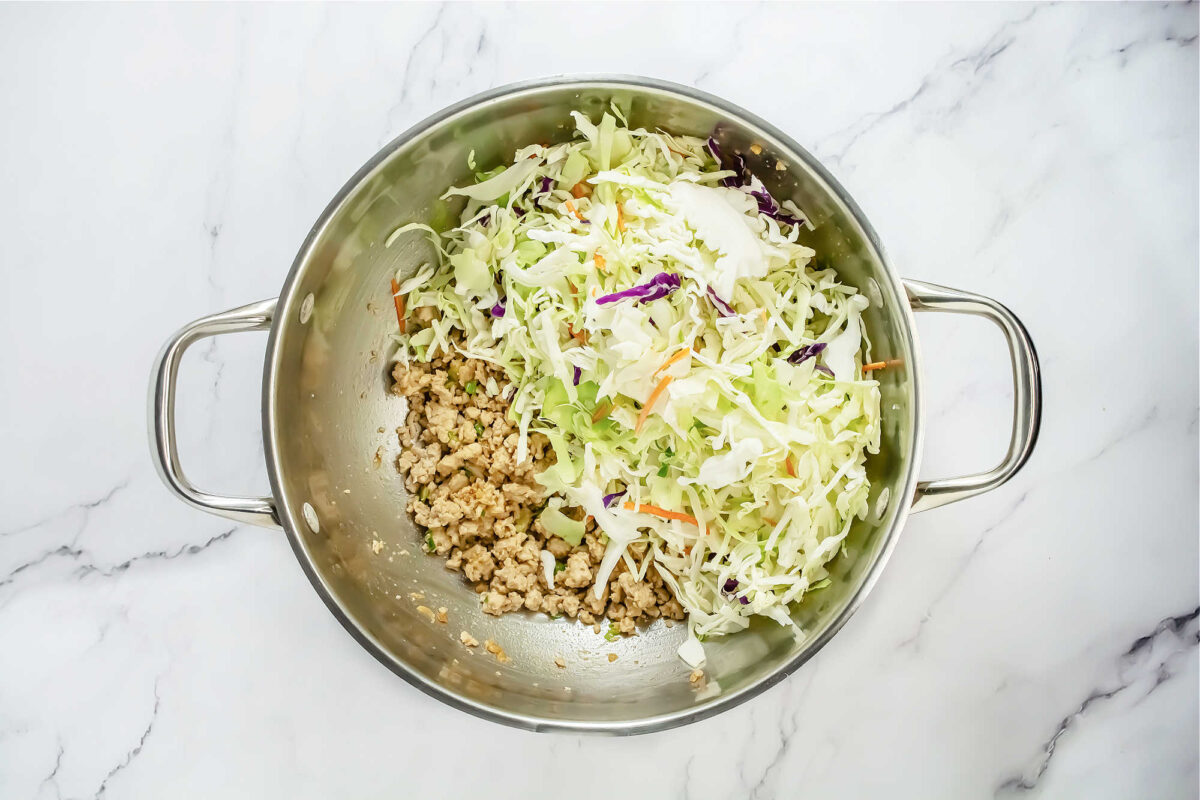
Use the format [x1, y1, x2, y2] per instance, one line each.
[262, 74, 925, 735]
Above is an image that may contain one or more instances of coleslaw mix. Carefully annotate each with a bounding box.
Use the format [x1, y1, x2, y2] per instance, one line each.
[387, 107, 882, 666]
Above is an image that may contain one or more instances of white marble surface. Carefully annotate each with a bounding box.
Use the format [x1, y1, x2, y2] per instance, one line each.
[1, 3, 1196, 798]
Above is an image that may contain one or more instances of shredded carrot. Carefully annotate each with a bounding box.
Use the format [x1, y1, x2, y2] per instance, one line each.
[593, 253, 606, 271]
[565, 199, 584, 221]
[785, 455, 796, 478]
[567, 323, 588, 345]
[390, 278, 406, 333]
[763, 517, 779, 527]
[616, 205, 626, 232]
[623, 502, 699, 526]
[653, 347, 691, 377]
[567, 281, 577, 295]
[570, 182, 591, 199]
[591, 400, 613, 423]
[666, 145, 689, 158]
[862, 361, 888, 372]
[635, 374, 673, 433]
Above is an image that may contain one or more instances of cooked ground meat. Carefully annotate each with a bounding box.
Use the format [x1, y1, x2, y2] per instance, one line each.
[390, 350, 684, 631]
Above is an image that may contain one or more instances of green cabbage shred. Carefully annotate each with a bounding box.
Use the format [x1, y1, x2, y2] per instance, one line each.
[388, 110, 883, 665]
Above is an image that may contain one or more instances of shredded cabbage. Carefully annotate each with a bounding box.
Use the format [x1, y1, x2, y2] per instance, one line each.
[388, 112, 882, 664]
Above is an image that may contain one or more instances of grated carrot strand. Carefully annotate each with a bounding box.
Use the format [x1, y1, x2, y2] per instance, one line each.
[623, 502, 699, 526]
[591, 400, 613, 424]
[635, 375, 673, 433]
[653, 347, 691, 377]
[390, 278, 406, 333]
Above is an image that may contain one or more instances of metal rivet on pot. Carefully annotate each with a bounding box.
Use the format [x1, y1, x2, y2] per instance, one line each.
[866, 278, 882, 306]
[874, 487, 891, 521]
[299, 292, 315, 324]
[302, 502, 319, 533]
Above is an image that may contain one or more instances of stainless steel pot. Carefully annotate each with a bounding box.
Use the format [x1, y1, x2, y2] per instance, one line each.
[150, 76, 1041, 734]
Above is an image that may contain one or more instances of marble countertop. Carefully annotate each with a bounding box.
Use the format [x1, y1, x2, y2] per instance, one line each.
[1, 3, 1196, 798]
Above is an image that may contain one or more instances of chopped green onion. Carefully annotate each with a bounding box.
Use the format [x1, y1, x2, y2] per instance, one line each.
[603, 623, 620, 642]
[464, 380, 478, 395]
[424, 533, 435, 553]
[474, 421, 485, 437]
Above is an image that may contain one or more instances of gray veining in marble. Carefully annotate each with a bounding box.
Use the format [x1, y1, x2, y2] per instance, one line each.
[0, 3, 1195, 798]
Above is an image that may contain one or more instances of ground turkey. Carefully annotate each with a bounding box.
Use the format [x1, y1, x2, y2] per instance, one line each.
[391, 349, 684, 630]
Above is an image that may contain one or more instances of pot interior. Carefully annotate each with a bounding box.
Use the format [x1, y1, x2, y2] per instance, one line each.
[266, 78, 918, 731]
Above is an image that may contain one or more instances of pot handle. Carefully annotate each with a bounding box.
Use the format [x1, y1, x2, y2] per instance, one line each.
[149, 299, 281, 528]
[905, 279, 1042, 513]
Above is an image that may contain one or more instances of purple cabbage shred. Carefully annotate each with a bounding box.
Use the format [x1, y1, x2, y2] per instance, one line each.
[705, 135, 723, 163]
[787, 342, 827, 366]
[595, 272, 681, 306]
[722, 578, 739, 593]
[572, 366, 581, 386]
[602, 489, 626, 509]
[706, 287, 736, 317]
[489, 300, 506, 318]
[815, 364, 835, 377]
[753, 186, 805, 226]
[751, 187, 777, 215]
[738, 595, 750, 605]
[709, 132, 804, 226]
[706, 135, 748, 187]
[724, 152, 748, 187]
[539, 176, 553, 195]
